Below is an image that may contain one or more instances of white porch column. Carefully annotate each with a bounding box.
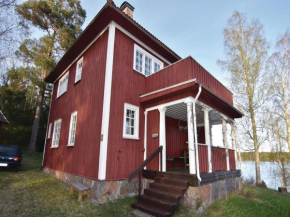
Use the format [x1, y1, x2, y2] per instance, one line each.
[203, 107, 212, 173]
[158, 107, 167, 172]
[222, 115, 230, 171]
[185, 101, 196, 174]
[144, 111, 148, 162]
[230, 120, 238, 169]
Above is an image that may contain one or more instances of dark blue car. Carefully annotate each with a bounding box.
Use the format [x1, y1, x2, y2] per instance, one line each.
[0, 145, 23, 171]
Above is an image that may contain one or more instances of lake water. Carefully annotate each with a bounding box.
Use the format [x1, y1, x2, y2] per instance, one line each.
[241, 161, 290, 191]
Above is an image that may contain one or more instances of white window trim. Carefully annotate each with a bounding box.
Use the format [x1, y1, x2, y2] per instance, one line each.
[133, 44, 164, 76]
[123, 103, 140, 140]
[67, 111, 78, 147]
[51, 119, 62, 148]
[47, 123, 52, 139]
[75, 57, 83, 83]
[57, 71, 69, 98]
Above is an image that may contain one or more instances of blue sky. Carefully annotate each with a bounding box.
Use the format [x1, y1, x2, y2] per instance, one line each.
[81, 0, 290, 83]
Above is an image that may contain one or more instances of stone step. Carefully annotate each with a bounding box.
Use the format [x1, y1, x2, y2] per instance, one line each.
[132, 202, 171, 217]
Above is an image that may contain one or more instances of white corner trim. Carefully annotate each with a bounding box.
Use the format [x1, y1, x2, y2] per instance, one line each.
[140, 78, 197, 98]
[113, 22, 171, 65]
[42, 85, 54, 166]
[98, 22, 116, 180]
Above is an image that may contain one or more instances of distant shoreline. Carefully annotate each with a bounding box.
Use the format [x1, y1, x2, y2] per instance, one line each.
[241, 152, 290, 162]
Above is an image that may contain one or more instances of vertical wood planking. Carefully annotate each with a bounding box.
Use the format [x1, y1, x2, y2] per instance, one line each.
[43, 30, 109, 179]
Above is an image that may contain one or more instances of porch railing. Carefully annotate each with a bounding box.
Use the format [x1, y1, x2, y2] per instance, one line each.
[197, 144, 236, 173]
[128, 146, 163, 196]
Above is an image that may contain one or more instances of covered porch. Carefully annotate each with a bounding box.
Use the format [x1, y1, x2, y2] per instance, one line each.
[142, 92, 241, 183]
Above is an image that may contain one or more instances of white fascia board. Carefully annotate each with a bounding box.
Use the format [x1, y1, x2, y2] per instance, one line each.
[98, 22, 116, 180]
[140, 79, 196, 98]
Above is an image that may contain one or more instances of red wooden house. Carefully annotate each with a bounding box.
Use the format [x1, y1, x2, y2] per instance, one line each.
[43, 1, 242, 215]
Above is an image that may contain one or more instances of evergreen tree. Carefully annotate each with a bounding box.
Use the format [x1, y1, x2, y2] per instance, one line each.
[16, 0, 86, 155]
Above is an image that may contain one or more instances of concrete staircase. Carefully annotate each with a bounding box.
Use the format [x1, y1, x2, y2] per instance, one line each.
[132, 177, 189, 217]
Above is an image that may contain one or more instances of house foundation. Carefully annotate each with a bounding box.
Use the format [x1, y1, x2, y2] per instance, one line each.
[43, 167, 240, 211]
[180, 177, 241, 212]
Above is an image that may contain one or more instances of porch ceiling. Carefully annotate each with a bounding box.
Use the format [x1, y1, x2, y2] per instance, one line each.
[165, 102, 222, 126]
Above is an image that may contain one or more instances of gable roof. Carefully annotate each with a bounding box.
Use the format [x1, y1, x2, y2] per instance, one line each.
[45, 1, 181, 83]
[0, 110, 9, 124]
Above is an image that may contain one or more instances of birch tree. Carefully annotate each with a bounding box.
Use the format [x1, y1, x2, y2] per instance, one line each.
[219, 11, 269, 185]
[268, 30, 290, 152]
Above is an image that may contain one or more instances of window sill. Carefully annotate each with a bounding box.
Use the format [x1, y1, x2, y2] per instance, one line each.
[50, 146, 58, 149]
[123, 135, 139, 140]
[67, 144, 74, 147]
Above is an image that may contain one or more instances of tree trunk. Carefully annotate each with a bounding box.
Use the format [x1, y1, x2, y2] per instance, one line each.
[28, 85, 45, 155]
[249, 96, 261, 185]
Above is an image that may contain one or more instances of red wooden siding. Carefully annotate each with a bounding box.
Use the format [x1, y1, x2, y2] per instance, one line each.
[229, 149, 236, 170]
[198, 145, 209, 173]
[143, 57, 233, 105]
[105, 29, 168, 180]
[146, 110, 160, 170]
[43, 30, 109, 179]
[211, 147, 227, 171]
[166, 117, 187, 168]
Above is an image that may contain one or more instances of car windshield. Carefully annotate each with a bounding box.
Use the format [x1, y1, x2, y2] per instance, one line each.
[0, 145, 18, 156]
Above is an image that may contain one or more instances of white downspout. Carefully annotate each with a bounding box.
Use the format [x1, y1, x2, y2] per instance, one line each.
[193, 85, 202, 182]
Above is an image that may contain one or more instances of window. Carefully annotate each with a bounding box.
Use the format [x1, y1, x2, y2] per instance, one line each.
[75, 57, 83, 83]
[57, 72, 69, 98]
[47, 123, 52, 139]
[135, 50, 143, 72]
[52, 119, 62, 148]
[145, 56, 152, 76]
[68, 111, 78, 146]
[154, 62, 161, 73]
[123, 103, 139, 140]
[133, 44, 164, 76]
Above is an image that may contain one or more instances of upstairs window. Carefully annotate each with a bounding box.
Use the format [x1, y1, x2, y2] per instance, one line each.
[123, 103, 139, 140]
[68, 111, 78, 146]
[75, 57, 83, 83]
[52, 119, 62, 148]
[57, 72, 69, 98]
[133, 44, 164, 76]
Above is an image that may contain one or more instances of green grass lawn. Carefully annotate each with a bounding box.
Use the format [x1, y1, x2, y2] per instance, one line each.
[0, 153, 289, 217]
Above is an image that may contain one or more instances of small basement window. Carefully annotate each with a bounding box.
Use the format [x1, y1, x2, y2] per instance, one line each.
[52, 119, 62, 148]
[75, 57, 83, 83]
[67, 111, 78, 146]
[57, 72, 69, 98]
[123, 103, 139, 140]
[133, 44, 163, 76]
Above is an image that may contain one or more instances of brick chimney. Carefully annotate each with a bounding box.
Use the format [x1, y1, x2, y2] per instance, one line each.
[120, 1, 135, 18]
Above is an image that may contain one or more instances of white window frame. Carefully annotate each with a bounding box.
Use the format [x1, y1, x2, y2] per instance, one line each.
[133, 44, 164, 76]
[47, 123, 52, 139]
[51, 119, 62, 148]
[123, 103, 140, 140]
[57, 71, 69, 98]
[75, 57, 83, 83]
[67, 111, 78, 147]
